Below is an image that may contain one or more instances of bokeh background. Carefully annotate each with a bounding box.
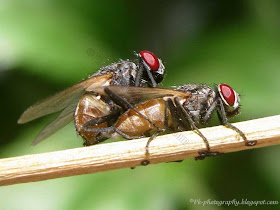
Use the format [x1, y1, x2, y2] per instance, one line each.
[1, 0, 280, 209]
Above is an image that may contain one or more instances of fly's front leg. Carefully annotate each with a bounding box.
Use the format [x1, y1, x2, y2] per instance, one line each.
[174, 98, 222, 160]
[104, 87, 131, 111]
[217, 98, 257, 146]
[137, 58, 158, 87]
[202, 100, 218, 124]
[135, 62, 144, 87]
[145, 64, 157, 87]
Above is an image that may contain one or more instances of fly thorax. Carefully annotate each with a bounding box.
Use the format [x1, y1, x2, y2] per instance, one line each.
[208, 91, 216, 104]
[101, 61, 136, 86]
[198, 88, 216, 118]
[183, 86, 215, 123]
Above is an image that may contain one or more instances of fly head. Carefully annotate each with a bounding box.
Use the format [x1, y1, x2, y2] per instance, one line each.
[138, 51, 165, 86]
[217, 84, 241, 118]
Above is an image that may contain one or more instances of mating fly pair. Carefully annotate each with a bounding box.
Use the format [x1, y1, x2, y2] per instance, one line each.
[18, 51, 165, 146]
[82, 83, 257, 160]
[18, 50, 256, 160]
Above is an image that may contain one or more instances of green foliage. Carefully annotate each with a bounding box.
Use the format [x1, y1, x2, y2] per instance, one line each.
[1, 1, 280, 209]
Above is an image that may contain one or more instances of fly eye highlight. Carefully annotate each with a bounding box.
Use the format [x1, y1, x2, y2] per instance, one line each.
[218, 84, 236, 106]
[139, 51, 160, 71]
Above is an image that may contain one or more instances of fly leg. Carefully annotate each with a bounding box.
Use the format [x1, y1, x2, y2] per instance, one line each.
[82, 133, 109, 146]
[174, 98, 221, 160]
[104, 87, 162, 131]
[80, 95, 121, 146]
[145, 132, 162, 154]
[84, 124, 147, 165]
[164, 99, 185, 163]
[145, 65, 157, 87]
[135, 60, 157, 87]
[83, 127, 145, 140]
[144, 98, 181, 153]
[201, 101, 218, 124]
[82, 113, 119, 129]
[81, 113, 120, 146]
[135, 62, 144, 87]
[103, 87, 130, 111]
[142, 100, 172, 166]
[143, 100, 174, 154]
[217, 98, 257, 146]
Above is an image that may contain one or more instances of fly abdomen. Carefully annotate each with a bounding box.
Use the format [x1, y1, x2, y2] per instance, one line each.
[115, 99, 167, 137]
[75, 94, 112, 145]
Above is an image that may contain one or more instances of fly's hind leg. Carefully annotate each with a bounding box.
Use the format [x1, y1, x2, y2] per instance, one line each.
[217, 98, 257, 146]
[145, 132, 162, 154]
[143, 99, 188, 164]
[141, 100, 172, 166]
[174, 98, 222, 160]
[84, 125, 152, 167]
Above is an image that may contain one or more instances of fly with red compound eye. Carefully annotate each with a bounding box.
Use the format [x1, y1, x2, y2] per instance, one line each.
[82, 83, 257, 160]
[134, 51, 165, 87]
[18, 51, 165, 146]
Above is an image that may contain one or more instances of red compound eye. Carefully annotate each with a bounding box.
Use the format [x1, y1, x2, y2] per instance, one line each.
[139, 51, 160, 71]
[219, 84, 235, 106]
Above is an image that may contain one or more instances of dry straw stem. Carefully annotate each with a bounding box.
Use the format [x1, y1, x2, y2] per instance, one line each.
[1, 115, 280, 186]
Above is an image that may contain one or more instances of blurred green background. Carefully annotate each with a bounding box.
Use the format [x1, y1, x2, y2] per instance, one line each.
[1, 0, 280, 209]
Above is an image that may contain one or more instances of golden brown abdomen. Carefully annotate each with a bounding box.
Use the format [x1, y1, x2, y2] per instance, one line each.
[74, 94, 112, 145]
[115, 98, 171, 136]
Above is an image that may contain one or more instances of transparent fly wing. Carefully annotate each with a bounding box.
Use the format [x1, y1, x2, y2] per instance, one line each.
[92, 86, 191, 104]
[32, 103, 77, 145]
[18, 74, 113, 124]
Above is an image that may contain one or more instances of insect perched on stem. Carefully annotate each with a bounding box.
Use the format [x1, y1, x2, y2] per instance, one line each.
[82, 84, 257, 160]
[18, 51, 165, 145]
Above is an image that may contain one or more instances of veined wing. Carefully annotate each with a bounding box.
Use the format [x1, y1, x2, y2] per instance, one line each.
[92, 86, 191, 104]
[32, 103, 77, 145]
[18, 73, 113, 124]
